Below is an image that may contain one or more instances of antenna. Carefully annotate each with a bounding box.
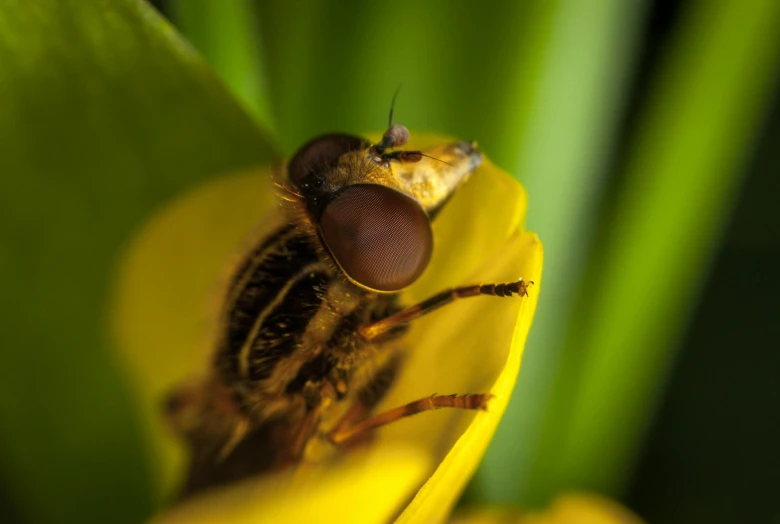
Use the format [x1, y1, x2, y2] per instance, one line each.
[388, 85, 402, 128]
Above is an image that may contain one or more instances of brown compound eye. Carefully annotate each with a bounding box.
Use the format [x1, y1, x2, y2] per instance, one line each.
[320, 184, 433, 292]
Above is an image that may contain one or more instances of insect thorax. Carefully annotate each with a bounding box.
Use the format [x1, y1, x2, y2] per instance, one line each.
[214, 222, 405, 425]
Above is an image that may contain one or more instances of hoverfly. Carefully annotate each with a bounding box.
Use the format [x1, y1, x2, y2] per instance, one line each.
[165, 114, 533, 498]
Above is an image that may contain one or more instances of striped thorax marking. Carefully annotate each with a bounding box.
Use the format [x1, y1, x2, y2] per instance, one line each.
[217, 223, 369, 411]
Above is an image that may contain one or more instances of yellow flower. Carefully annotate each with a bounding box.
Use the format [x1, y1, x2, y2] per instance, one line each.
[111, 134, 543, 523]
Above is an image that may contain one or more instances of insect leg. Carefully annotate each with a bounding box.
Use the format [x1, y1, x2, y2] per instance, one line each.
[327, 393, 493, 445]
[287, 380, 338, 462]
[217, 419, 250, 461]
[327, 401, 370, 441]
[326, 353, 404, 445]
[288, 404, 323, 462]
[359, 279, 533, 340]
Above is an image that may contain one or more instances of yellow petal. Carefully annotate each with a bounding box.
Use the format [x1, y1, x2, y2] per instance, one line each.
[111, 133, 543, 522]
[393, 226, 541, 524]
[155, 446, 432, 524]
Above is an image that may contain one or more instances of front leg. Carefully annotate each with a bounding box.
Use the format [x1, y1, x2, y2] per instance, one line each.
[359, 279, 533, 340]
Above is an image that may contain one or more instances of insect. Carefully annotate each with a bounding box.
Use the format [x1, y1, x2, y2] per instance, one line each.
[165, 114, 533, 498]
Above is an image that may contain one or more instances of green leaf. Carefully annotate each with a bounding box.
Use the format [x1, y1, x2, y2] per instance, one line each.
[0, 1, 276, 523]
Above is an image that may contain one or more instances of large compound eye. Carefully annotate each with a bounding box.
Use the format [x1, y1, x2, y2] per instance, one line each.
[320, 184, 433, 292]
[288, 134, 365, 188]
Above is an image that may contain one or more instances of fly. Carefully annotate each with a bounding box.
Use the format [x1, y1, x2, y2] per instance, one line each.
[165, 112, 533, 498]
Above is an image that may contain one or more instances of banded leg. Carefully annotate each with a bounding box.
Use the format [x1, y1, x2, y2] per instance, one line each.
[359, 279, 533, 340]
[327, 393, 493, 445]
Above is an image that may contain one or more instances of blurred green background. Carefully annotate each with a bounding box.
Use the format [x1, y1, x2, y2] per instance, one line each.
[1, 0, 778, 522]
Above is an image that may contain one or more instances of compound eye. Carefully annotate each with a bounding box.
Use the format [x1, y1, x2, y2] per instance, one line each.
[320, 184, 433, 292]
[288, 134, 366, 188]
